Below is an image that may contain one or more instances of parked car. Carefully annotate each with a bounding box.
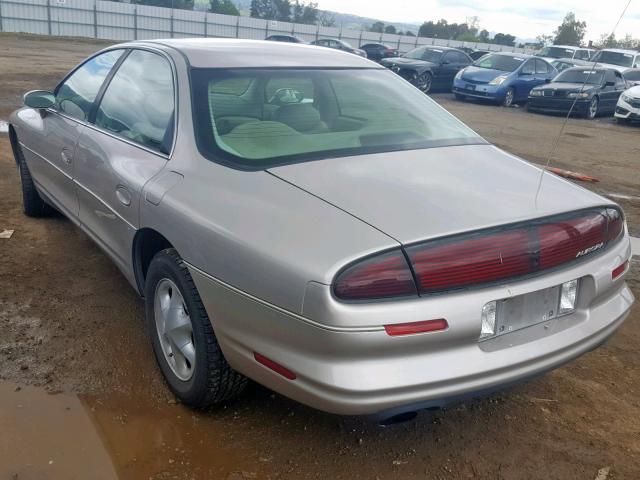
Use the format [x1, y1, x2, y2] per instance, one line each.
[550, 57, 592, 72]
[615, 84, 640, 123]
[528, 67, 627, 119]
[381, 46, 472, 93]
[622, 68, 640, 86]
[359, 43, 398, 62]
[453, 52, 557, 106]
[590, 49, 640, 73]
[469, 50, 490, 61]
[311, 38, 366, 57]
[8, 40, 633, 419]
[536, 45, 594, 62]
[266, 34, 306, 44]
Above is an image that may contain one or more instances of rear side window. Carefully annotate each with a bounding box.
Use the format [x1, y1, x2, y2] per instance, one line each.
[535, 59, 550, 74]
[521, 60, 535, 74]
[55, 49, 124, 121]
[95, 50, 175, 153]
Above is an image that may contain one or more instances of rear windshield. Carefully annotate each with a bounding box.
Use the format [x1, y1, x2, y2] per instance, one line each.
[191, 68, 482, 168]
[403, 47, 443, 63]
[538, 46, 575, 59]
[555, 69, 604, 84]
[590, 51, 634, 68]
[474, 54, 525, 72]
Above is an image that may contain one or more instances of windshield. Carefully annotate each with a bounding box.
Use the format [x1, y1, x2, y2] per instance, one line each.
[538, 46, 575, 59]
[625, 70, 640, 81]
[554, 69, 604, 85]
[474, 54, 525, 72]
[191, 68, 481, 168]
[590, 51, 634, 67]
[403, 47, 443, 63]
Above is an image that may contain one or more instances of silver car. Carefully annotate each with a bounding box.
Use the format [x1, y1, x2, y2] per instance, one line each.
[8, 39, 634, 418]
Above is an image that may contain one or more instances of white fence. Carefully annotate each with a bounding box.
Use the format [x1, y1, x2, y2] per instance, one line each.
[0, 0, 534, 54]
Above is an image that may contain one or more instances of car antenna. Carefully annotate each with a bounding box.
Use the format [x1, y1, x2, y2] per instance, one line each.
[535, 0, 633, 203]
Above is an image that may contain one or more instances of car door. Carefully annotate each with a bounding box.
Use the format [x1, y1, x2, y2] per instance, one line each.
[438, 51, 461, 89]
[18, 49, 124, 219]
[604, 70, 628, 112]
[515, 59, 537, 99]
[73, 48, 175, 278]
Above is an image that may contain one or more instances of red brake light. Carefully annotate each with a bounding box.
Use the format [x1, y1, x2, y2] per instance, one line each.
[334, 250, 417, 300]
[384, 319, 448, 336]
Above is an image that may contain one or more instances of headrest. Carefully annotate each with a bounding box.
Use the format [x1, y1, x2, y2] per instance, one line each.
[273, 103, 322, 132]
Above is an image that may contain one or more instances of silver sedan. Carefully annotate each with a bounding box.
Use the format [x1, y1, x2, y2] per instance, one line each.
[8, 39, 634, 418]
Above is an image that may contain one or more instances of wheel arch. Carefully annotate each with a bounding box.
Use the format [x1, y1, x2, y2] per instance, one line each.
[132, 228, 175, 296]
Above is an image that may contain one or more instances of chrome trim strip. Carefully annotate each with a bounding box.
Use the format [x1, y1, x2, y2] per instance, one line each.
[20, 142, 72, 180]
[184, 262, 384, 334]
[73, 178, 137, 231]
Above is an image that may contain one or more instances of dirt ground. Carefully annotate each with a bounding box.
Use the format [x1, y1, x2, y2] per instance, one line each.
[0, 34, 639, 480]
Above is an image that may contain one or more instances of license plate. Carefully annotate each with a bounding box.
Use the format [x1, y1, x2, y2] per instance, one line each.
[495, 286, 560, 336]
[465, 83, 476, 90]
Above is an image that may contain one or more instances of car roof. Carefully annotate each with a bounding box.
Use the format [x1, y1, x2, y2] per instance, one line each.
[562, 66, 608, 73]
[133, 38, 378, 68]
[549, 45, 578, 49]
[490, 52, 532, 59]
[552, 57, 590, 63]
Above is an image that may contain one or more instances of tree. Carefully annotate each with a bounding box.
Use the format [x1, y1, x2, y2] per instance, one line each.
[384, 25, 396, 34]
[250, 0, 271, 19]
[404, 30, 416, 37]
[553, 12, 586, 46]
[478, 29, 490, 42]
[369, 21, 385, 33]
[493, 33, 516, 46]
[271, 0, 291, 21]
[317, 11, 335, 27]
[536, 34, 554, 48]
[210, 0, 239, 15]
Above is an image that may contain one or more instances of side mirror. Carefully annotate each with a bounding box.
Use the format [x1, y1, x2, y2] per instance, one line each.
[24, 90, 55, 109]
[544, 78, 551, 83]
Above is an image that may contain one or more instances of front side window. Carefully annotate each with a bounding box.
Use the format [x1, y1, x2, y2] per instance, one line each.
[95, 50, 175, 153]
[191, 68, 482, 168]
[475, 54, 525, 72]
[55, 49, 124, 121]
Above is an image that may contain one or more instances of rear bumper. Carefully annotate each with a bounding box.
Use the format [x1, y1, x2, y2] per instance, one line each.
[189, 236, 634, 416]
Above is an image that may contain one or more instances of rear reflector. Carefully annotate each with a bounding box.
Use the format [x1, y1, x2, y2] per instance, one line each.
[334, 250, 417, 300]
[254, 352, 296, 380]
[612, 260, 629, 279]
[384, 319, 448, 336]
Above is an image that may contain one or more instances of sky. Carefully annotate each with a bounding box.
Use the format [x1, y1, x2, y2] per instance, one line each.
[315, 0, 640, 43]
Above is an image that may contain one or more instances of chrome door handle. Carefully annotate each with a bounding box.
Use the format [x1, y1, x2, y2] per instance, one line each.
[61, 148, 72, 164]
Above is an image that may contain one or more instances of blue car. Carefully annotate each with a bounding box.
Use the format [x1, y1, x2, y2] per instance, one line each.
[453, 53, 557, 106]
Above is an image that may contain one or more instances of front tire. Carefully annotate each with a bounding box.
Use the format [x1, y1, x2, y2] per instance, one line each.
[145, 248, 247, 408]
[413, 72, 433, 94]
[586, 96, 599, 119]
[13, 138, 52, 217]
[502, 88, 515, 107]
[454, 93, 466, 101]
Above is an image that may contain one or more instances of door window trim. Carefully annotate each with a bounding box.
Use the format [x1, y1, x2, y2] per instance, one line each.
[48, 45, 179, 161]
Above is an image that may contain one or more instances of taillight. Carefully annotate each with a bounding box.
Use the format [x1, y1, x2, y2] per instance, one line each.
[333, 207, 624, 301]
[406, 208, 623, 295]
[334, 250, 417, 300]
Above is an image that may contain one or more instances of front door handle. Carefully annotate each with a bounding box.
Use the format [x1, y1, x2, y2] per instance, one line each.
[115, 186, 132, 207]
[61, 148, 73, 164]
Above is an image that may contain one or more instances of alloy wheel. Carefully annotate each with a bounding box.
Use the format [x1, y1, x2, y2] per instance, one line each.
[587, 97, 598, 119]
[414, 72, 432, 93]
[503, 88, 514, 107]
[154, 278, 196, 381]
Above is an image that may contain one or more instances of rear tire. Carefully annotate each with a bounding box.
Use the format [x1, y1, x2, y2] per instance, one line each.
[145, 248, 247, 408]
[13, 137, 53, 218]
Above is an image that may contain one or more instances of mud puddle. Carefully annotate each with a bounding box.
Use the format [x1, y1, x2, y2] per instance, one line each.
[0, 382, 268, 480]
